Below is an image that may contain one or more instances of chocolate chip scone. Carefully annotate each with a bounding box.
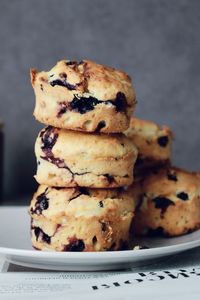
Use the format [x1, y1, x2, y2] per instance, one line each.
[34, 126, 138, 188]
[29, 185, 135, 251]
[31, 60, 136, 133]
[131, 167, 200, 237]
[124, 117, 173, 174]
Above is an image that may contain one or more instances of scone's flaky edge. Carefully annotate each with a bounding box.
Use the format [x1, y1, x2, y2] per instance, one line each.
[29, 185, 135, 251]
[30, 60, 136, 132]
[130, 166, 200, 236]
[34, 127, 138, 188]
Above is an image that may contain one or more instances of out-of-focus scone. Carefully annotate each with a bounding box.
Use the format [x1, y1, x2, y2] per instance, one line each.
[124, 117, 173, 173]
[131, 167, 200, 237]
[29, 185, 135, 251]
[31, 60, 136, 133]
[35, 126, 138, 188]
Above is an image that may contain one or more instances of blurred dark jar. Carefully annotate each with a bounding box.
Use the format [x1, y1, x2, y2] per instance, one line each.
[0, 121, 3, 201]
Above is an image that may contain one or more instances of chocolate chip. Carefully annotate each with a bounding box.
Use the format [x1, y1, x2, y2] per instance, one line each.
[50, 79, 77, 91]
[114, 92, 127, 112]
[34, 227, 41, 240]
[70, 95, 99, 114]
[177, 192, 189, 201]
[40, 84, 43, 91]
[40, 126, 58, 151]
[157, 136, 169, 147]
[147, 227, 164, 237]
[39, 197, 48, 211]
[50, 68, 82, 90]
[33, 227, 51, 244]
[167, 172, 177, 181]
[31, 188, 49, 215]
[56, 92, 127, 117]
[69, 92, 127, 115]
[78, 187, 90, 195]
[63, 238, 85, 252]
[59, 72, 67, 79]
[152, 197, 175, 215]
[104, 174, 114, 184]
[66, 61, 77, 66]
[101, 222, 107, 232]
[42, 232, 51, 244]
[92, 236, 97, 245]
[99, 201, 104, 208]
[95, 121, 106, 132]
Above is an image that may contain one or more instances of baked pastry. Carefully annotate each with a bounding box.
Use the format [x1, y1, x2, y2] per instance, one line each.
[131, 167, 200, 236]
[124, 117, 173, 174]
[31, 60, 136, 133]
[29, 185, 135, 251]
[34, 126, 138, 188]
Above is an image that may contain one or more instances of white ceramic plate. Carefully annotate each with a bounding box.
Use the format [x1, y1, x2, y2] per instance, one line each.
[0, 206, 200, 271]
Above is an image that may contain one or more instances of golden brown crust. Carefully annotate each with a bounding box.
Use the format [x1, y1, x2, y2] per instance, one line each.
[34, 126, 138, 188]
[124, 117, 173, 174]
[130, 166, 200, 237]
[29, 185, 135, 251]
[31, 60, 136, 132]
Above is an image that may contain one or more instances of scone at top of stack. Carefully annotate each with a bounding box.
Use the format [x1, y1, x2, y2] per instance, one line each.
[31, 59, 136, 133]
[29, 59, 138, 252]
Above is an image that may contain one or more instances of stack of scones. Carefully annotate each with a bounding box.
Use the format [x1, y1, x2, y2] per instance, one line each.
[29, 60, 138, 251]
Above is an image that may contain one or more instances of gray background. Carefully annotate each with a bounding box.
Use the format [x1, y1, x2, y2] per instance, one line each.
[0, 0, 199, 204]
